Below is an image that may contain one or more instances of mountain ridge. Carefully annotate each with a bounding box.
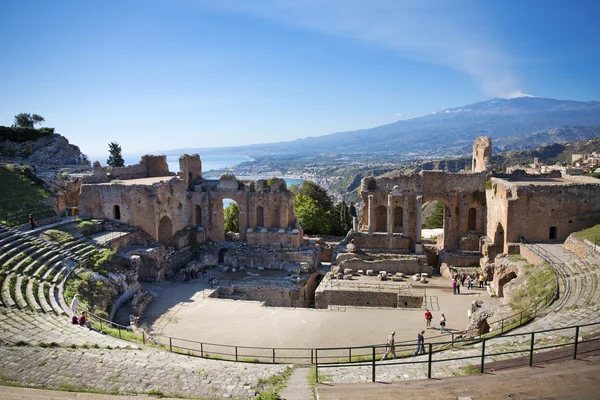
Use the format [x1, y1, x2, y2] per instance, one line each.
[164, 97, 600, 158]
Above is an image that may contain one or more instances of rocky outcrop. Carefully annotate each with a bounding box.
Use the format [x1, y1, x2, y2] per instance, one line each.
[0, 133, 82, 169]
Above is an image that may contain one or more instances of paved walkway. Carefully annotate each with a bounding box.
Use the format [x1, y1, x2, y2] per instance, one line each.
[280, 368, 313, 400]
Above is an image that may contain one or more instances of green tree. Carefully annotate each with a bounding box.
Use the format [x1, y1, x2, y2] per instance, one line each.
[295, 180, 333, 211]
[331, 200, 353, 235]
[423, 201, 445, 229]
[106, 142, 125, 167]
[13, 113, 45, 128]
[224, 202, 240, 233]
[294, 194, 332, 235]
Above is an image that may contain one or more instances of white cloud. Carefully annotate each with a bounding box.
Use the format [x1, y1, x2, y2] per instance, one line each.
[204, 0, 522, 98]
[504, 90, 536, 99]
[395, 113, 403, 116]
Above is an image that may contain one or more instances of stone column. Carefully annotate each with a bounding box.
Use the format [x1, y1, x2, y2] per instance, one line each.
[353, 216, 358, 232]
[387, 194, 393, 236]
[403, 192, 409, 236]
[368, 195, 374, 236]
[415, 194, 423, 253]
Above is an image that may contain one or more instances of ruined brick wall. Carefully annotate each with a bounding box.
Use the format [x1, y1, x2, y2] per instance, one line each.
[357, 170, 487, 252]
[338, 258, 432, 275]
[315, 289, 399, 308]
[353, 233, 411, 250]
[109, 155, 173, 180]
[487, 178, 600, 246]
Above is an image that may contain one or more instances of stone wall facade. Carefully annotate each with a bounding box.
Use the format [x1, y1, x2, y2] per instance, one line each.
[78, 154, 303, 248]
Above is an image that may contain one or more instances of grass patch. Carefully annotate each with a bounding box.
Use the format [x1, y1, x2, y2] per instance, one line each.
[253, 366, 295, 400]
[508, 262, 556, 312]
[0, 165, 55, 226]
[43, 229, 74, 243]
[457, 364, 480, 376]
[574, 224, 600, 245]
[39, 342, 60, 348]
[8, 275, 17, 303]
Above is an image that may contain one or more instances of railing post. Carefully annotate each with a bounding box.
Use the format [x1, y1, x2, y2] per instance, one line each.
[520, 311, 523, 325]
[349, 347, 352, 363]
[574, 326, 580, 359]
[142, 331, 145, 345]
[372, 346, 376, 383]
[315, 349, 319, 383]
[235, 346, 238, 362]
[427, 343, 433, 378]
[118, 326, 121, 339]
[451, 332, 454, 348]
[169, 337, 173, 352]
[201, 342, 204, 358]
[480, 339, 486, 373]
[529, 332, 535, 366]
[501, 319, 504, 333]
[272, 348, 275, 364]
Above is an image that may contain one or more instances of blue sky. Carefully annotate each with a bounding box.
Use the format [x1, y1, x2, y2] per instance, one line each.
[1, 0, 599, 156]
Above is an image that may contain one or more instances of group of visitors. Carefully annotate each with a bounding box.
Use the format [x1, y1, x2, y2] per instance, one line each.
[183, 268, 217, 288]
[70, 295, 91, 329]
[75, 154, 88, 164]
[425, 309, 447, 333]
[184, 269, 199, 282]
[380, 326, 439, 360]
[451, 271, 487, 293]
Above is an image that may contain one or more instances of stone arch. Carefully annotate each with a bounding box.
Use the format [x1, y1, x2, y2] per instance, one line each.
[195, 205, 202, 227]
[497, 271, 517, 297]
[158, 216, 173, 244]
[256, 206, 264, 228]
[113, 205, 121, 220]
[468, 207, 477, 231]
[393, 206, 403, 232]
[374, 205, 387, 232]
[494, 223, 504, 246]
[223, 199, 240, 235]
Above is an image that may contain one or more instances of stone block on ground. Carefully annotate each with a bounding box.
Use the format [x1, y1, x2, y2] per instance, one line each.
[357, 269, 364, 275]
[366, 269, 374, 276]
[412, 274, 420, 281]
[343, 268, 353, 275]
[343, 274, 353, 280]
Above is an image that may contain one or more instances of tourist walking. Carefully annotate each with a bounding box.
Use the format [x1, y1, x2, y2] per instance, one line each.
[70, 294, 78, 317]
[424, 309, 432, 329]
[455, 278, 460, 294]
[29, 214, 35, 230]
[381, 331, 396, 360]
[452, 279, 457, 295]
[479, 273, 485, 288]
[440, 314, 447, 333]
[467, 274, 473, 290]
[413, 330, 425, 356]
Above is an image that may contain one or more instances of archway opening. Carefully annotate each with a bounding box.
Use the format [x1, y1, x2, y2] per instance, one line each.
[218, 248, 228, 265]
[494, 223, 505, 246]
[114, 205, 121, 220]
[497, 271, 517, 297]
[468, 207, 477, 231]
[195, 205, 202, 227]
[549, 226, 558, 240]
[422, 200, 448, 240]
[158, 216, 173, 245]
[367, 179, 377, 191]
[223, 199, 240, 240]
[393, 206, 403, 233]
[256, 206, 264, 228]
[374, 205, 387, 232]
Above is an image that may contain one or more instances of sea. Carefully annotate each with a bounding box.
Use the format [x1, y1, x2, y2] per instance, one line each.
[102, 153, 304, 186]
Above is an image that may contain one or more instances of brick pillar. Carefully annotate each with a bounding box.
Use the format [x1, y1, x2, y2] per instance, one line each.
[403, 192, 409, 236]
[387, 194, 393, 237]
[415, 194, 423, 253]
[368, 195, 374, 236]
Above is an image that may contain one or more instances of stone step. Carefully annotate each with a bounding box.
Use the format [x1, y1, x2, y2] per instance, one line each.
[38, 281, 55, 314]
[51, 264, 69, 284]
[14, 275, 29, 309]
[1, 274, 16, 308]
[41, 259, 63, 282]
[32, 252, 61, 278]
[25, 277, 43, 313]
[22, 248, 58, 276]
[57, 280, 71, 316]
[0, 274, 5, 307]
[48, 284, 66, 316]
[12, 246, 51, 274]
[0, 240, 33, 266]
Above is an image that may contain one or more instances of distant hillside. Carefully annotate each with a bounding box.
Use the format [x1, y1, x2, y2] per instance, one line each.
[167, 97, 600, 158]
